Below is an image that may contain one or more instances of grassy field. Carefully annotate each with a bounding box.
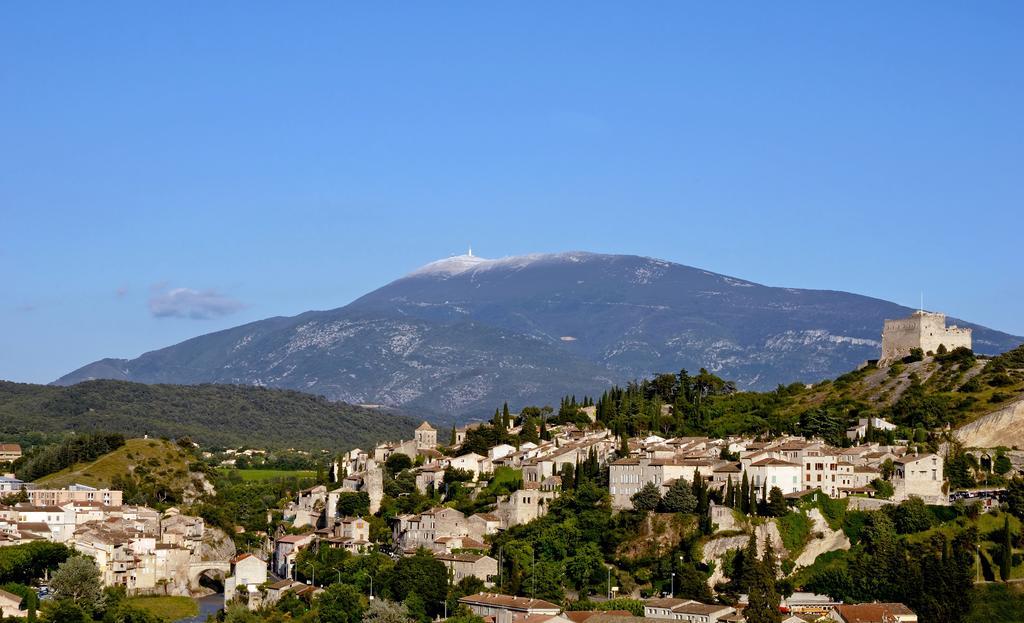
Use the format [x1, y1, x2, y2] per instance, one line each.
[967, 583, 1024, 623]
[216, 468, 316, 481]
[36, 438, 191, 488]
[125, 595, 198, 620]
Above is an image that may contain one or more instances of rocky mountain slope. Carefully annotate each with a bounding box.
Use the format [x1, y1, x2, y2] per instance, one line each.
[54, 252, 1022, 417]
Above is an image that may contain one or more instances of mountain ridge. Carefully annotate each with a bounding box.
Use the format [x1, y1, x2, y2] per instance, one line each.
[1, 379, 417, 450]
[54, 252, 1023, 417]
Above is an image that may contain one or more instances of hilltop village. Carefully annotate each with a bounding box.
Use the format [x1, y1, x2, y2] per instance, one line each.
[0, 311, 1022, 623]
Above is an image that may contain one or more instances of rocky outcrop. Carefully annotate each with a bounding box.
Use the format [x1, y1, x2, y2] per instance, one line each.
[199, 525, 237, 562]
[955, 397, 1024, 448]
[793, 508, 850, 570]
[702, 521, 786, 588]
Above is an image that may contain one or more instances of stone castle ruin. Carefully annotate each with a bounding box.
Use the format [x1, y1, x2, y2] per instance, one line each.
[879, 310, 971, 366]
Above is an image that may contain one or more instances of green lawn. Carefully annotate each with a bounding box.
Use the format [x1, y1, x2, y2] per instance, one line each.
[125, 595, 198, 620]
[216, 468, 316, 481]
[967, 583, 1024, 623]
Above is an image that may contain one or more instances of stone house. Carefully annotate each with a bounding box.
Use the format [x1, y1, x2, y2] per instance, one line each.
[160, 509, 204, 551]
[468, 513, 501, 541]
[609, 457, 715, 510]
[273, 532, 316, 578]
[643, 598, 737, 623]
[447, 453, 493, 480]
[454, 423, 485, 447]
[495, 488, 558, 529]
[414, 464, 446, 495]
[391, 507, 468, 553]
[325, 516, 370, 553]
[224, 553, 268, 609]
[288, 485, 328, 529]
[436, 553, 498, 585]
[892, 453, 945, 503]
[459, 592, 561, 623]
[0, 588, 27, 618]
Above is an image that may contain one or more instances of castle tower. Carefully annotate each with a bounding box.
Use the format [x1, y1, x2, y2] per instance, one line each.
[365, 459, 384, 515]
[879, 310, 972, 366]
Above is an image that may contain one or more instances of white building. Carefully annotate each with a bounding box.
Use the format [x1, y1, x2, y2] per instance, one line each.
[224, 553, 268, 608]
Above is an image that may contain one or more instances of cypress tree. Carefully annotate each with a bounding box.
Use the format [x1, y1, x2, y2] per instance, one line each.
[740, 472, 751, 514]
[502, 402, 511, 429]
[1002, 515, 1013, 581]
[725, 476, 735, 508]
[745, 538, 782, 623]
[740, 532, 758, 592]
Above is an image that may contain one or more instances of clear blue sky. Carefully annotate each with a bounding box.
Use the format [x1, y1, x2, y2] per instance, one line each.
[2, 3, 1022, 384]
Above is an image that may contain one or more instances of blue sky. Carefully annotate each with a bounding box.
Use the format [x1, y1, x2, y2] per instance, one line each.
[2, 3, 1022, 383]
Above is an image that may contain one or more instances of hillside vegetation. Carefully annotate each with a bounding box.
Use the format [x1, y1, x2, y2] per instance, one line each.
[34, 438, 209, 504]
[0, 379, 418, 450]
[583, 345, 1024, 447]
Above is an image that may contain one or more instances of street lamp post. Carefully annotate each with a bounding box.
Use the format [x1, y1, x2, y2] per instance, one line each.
[607, 567, 611, 599]
[670, 572, 675, 598]
[369, 575, 374, 600]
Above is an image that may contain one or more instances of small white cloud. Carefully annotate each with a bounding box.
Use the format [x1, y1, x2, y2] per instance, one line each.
[148, 286, 244, 319]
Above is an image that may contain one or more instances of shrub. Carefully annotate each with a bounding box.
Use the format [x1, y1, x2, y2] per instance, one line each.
[988, 372, 1015, 387]
[777, 511, 813, 553]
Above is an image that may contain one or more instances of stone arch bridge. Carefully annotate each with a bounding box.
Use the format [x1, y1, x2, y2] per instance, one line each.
[188, 561, 231, 590]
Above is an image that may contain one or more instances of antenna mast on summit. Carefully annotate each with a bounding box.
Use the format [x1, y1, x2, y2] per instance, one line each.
[920, 291, 924, 313]
[468, 245, 473, 257]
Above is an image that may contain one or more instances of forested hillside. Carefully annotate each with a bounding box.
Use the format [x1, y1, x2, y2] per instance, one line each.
[551, 344, 1024, 450]
[0, 380, 418, 450]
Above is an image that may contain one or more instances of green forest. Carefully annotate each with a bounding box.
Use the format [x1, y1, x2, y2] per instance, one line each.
[0, 380, 418, 451]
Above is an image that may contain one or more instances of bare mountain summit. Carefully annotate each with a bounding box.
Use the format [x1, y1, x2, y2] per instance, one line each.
[55, 252, 1022, 417]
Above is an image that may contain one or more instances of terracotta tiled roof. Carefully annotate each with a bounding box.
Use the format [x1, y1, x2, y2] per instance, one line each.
[564, 611, 632, 623]
[833, 602, 915, 622]
[750, 458, 800, 467]
[894, 453, 936, 464]
[459, 592, 560, 611]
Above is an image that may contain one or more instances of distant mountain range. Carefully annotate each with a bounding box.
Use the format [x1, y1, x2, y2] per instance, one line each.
[54, 252, 1022, 418]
